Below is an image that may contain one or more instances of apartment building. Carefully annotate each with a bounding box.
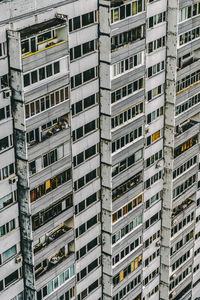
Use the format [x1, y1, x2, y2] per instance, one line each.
[0, 0, 200, 300]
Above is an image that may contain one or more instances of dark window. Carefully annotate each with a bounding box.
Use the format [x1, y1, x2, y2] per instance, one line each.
[39, 67, 45, 80]
[83, 68, 95, 82]
[86, 193, 97, 206]
[85, 145, 96, 159]
[75, 74, 82, 87]
[46, 65, 52, 77]
[88, 259, 98, 273]
[54, 62, 60, 74]
[82, 12, 94, 27]
[74, 16, 81, 30]
[84, 94, 95, 109]
[0, 108, 5, 121]
[24, 74, 30, 87]
[5, 270, 19, 287]
[74, 45, 81, 59]
[85, 120, 96, 134]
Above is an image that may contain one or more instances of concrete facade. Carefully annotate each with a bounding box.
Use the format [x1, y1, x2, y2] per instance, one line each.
[0, 0, 200, 300]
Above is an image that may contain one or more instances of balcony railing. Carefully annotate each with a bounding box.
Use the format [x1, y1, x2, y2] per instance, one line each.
[34, 224, 71, 254]
[27, 117, 69, 148]
[175, 120, 198, 136]
[172, 198, 194, 218]
[35, 247, 74, 280]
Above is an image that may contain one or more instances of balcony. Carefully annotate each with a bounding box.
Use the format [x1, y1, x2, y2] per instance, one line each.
[175, 120, 198, 136]
[172, 198, 194, 219]
[34, 224, 72, 254]
[35, 243, 74, 280]
[175, 120, 199, 148]
[27, 114, 69, 149]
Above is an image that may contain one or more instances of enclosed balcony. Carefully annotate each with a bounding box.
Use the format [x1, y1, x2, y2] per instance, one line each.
[20, 18, 68, 59]
[34, 241, 74, 280]
[175, 120, 199, 148]
[172, 198, 195, 219]
[33, 218, 73, 255]
[175, 120, 198, 136]
[27, 113, 70, 148]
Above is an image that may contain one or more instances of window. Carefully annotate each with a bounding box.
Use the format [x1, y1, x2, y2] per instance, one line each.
[176, 92, 200, 115]
[174, 135, 198, 158]
[179, 3, 200, 22]
[147, 107, 163, 124]
[58, 287, 75, 300]
[0, 42, 6, 57]
[173, 174, 196, 199]
[112, 195, 142, 223]
[147, 36, 166, 53]
[173, 156, 197, 179]
[112, 126, 143, 153]
[32, 194, 72, 230]
[37, 265, 74, 299]
[70, 39, 98, 61]
[113, 52, 143, 77]
[113, 255, 142, 286]
[75, 192, 99, 215]
[171, 212, 194, 237]
[148, 61, 165, 78]
[144, 230, 160, 248]
[176, 69, 200, 94]
[76, 236, 100, 260]
[146, 130, 162, 146]
[112, 172, 142, 201]
[113, 236, 142, 265]
[143, 268, 159, 286]
[25, 86, 69, 118]
[30, 168, 71, 202]
[0, 163, 15, 181]
[2, 245, 17, 263]
[148, 12, 166, 28]
[111, 78, 144, 103]
[0, 135, 13, 152]
[77, 258, 100, 282]
[145, 211, 161, 229]
[145, 192, 161, 209]
[146, 150, 162, 168]
[71, 67, 98, 89]
[0, 192, 16, 211]
[23, 61, 61, 87]
[69, 11, 97, 32]
[112, 149, 142, 177]
[110, 0, 145, 24]
[72, 119, 98, 142]
[112, 102, 143, 129]
[0, 105, 11, 121]
[111, 25, 145, 50]
[147, 84, 164, 101]
[145, 249, 160, 268]
[112, 215, 142, 244]
[179, 26, 200, 46]
[0, 74, 9, 90]
[4, 269, 21, 289]
[74, 168, 99, 191]
[0, 219, 16, 238]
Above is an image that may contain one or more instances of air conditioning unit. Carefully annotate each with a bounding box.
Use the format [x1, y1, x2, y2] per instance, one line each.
[3, 90, 12, 99]
[156, 241, 161, 247]
[15, 255, 23, 264]
[145, 128, 149, 134]
[9, 176, 18, 185]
